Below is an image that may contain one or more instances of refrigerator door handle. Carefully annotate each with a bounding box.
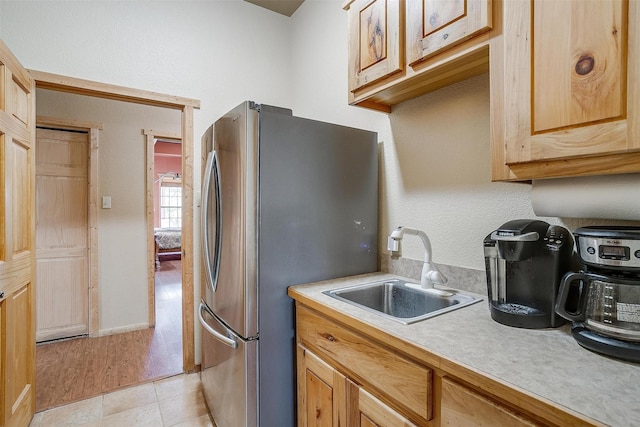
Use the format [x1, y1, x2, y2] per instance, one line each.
[201, 150, 222, 292]
[198, 302, 238, 349]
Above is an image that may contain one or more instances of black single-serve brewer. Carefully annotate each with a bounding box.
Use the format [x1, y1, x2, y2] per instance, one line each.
[484, 220, 574, 328]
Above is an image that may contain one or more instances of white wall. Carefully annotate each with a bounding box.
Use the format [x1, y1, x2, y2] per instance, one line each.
[289, 0, 640, 270]
[0, 0, 296, 338]
[0, 0, 294, 136]
[2, 0, 639, 344]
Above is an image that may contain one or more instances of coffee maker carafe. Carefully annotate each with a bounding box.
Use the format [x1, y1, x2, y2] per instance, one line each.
[484, 220, 574, 328]
[555, 226, 640, 363]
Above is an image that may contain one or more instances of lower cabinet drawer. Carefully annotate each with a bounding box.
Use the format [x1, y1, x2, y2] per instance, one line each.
[441, 377, 542, 426]
[296, 305, 433, 423]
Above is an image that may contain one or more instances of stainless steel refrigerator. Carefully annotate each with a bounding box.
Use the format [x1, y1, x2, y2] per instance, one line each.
[198, 101, 378, 427]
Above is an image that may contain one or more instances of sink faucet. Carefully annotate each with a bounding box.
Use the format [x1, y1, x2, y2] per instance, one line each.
[387, 226, 449, 292]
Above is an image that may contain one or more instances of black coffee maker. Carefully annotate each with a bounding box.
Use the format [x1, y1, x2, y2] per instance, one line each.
[484, 219, 574, 328]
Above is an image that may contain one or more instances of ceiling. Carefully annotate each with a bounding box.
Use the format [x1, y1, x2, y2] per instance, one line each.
[244, 0, 305, 17]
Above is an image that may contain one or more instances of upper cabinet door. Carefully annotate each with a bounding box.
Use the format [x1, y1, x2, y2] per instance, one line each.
[346, 0, 403, 91]
[406, 0, 492, 65]
[497, 0, 640, 179]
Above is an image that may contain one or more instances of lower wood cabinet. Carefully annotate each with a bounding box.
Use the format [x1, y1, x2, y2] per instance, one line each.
[295, 305, 432, 425]
[297, 344, 418, 427]
[292, 301, 601, 427]
[440, 377, 541, 427]
[297, 345, 346, 427]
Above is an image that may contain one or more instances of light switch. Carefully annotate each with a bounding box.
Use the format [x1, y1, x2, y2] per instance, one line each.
[102, 196, 112, 209]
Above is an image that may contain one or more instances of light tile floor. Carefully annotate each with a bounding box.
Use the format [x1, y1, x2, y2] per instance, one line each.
[29, 373, 215, 427]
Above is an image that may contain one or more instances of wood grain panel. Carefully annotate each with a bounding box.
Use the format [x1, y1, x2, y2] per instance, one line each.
[10, 138, 30, 256]
[305, 366, 334, 426]
[1, 46, 37, 427]
[407, 0, 492, 65]
[9, 74, 30, 127]
[359, 0, 388, 70]
[36, 128, 89, 342]
[498, 0, 640, 178]
[297, 344, 347, 427]
[533, 0, 624, 133]
[441, 377, 541, 426]
[347, 0, 403, 91]
[297, 305, 432, 423]
[36, 176, 87, 249]
[423, 0, 464, 35]
[5, 282, 35, 426]
[36, 257, 88, 341]
[348, 379, 418, 427]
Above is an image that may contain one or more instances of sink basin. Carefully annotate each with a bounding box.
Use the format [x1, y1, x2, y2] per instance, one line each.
[324, 279, 482, 324]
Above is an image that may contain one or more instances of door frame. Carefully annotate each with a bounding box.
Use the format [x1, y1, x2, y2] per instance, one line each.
[35, 116, 102, 338]
[145, 129, 181, 327]
[30, 69, 200, 372]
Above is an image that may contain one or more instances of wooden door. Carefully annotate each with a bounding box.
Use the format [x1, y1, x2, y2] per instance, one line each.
[407, 0, 492, 65]
[440, 377, 541, 426]
[0, 39, 36, 427]
[500, 0, 640, 177]
[296, 345, 347, 427]
[35, 128, 89, 342]
[345, 0, 403, 92]
[347, 379, 418, 427]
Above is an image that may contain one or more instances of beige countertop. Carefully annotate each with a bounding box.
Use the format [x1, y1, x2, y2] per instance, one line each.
[289, 272, 640, 427]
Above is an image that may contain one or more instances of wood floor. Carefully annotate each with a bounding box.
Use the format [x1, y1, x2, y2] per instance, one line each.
[35, 260, 183, 412]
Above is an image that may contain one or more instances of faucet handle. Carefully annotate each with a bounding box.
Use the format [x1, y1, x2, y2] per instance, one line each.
[387, 236, 401, 254]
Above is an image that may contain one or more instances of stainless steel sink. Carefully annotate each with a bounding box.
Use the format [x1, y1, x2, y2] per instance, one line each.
[324, 279, 482, 324]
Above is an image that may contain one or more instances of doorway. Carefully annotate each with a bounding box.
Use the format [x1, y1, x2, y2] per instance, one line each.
[35, 119, 101, 342]
[146, 130, 184, 372]
[35, 127, 89, 342]
[31, 70, 199, 374]
[145, 130, 183, 329]
[31, 75, 199, 411]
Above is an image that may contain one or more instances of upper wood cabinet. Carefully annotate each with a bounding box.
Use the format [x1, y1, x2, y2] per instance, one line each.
[407, 0, 492, 65]
[347, 0, 403, 91]
[491, 0, 640, 180]
[344, 0, 495, 113]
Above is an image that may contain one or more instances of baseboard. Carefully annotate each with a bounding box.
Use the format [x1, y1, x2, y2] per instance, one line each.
[98, 322, 150, 336]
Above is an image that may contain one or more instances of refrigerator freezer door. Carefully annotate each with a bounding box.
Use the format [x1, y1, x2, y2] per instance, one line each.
[199, 301, 257, 427]
[202, 102, 259, 339]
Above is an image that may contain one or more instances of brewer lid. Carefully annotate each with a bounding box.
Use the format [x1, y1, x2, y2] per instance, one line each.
[574, 226, 640, 241]
[494, 219, 549, 237]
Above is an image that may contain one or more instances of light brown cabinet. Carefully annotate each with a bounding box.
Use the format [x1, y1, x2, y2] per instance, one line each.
[344, 0, 494, 113]
[296, 344, 417, 427]
[406, 0, 492, 66]
[491, 0, 640, 180]
[440, 377, 541, 427]
[296, 345, 346, 427]
[291, 297, 602, 427]
[0, 39, 37, 427]
[295, 305, 431, 426]
[346, 0, 403, 93]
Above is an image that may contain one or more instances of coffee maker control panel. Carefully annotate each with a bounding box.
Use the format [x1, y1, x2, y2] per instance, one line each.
[574, 227, 640, 271]
[544, 226, 571, 249]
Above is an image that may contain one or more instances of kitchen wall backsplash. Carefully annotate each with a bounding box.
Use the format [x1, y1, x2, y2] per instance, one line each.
[380, 254, 487, 296]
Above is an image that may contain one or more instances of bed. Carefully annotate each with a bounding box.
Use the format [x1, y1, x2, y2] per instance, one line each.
[154, 228, 182, 267]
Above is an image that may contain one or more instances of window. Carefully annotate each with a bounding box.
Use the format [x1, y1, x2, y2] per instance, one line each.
[160, 184, 182, 228]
